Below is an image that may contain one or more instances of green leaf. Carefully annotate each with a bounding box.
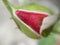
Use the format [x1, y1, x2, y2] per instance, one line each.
[38, 35, 55, 45]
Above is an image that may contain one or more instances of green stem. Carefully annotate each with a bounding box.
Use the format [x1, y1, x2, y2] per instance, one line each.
[2, 0, 15, 16]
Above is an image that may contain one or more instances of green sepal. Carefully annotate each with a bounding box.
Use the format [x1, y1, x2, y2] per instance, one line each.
[42, 25, 54, 37]
[16, 3, 53, 14]
[2, 0, 41, 39]
[13, 16, 41, 39]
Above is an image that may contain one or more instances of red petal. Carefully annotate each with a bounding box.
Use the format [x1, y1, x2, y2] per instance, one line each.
[15, 10, 48, 34]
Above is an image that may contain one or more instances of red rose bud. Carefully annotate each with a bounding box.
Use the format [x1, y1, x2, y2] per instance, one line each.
[15, 10, 48, 34]
[3, 0, 59, 39]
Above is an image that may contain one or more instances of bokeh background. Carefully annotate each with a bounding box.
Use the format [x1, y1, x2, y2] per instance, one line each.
[0, 0, 60, 45]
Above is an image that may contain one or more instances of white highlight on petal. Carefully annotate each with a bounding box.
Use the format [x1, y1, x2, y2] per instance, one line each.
[40, 14, 58, 33]
[15, 9, 50, 15]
